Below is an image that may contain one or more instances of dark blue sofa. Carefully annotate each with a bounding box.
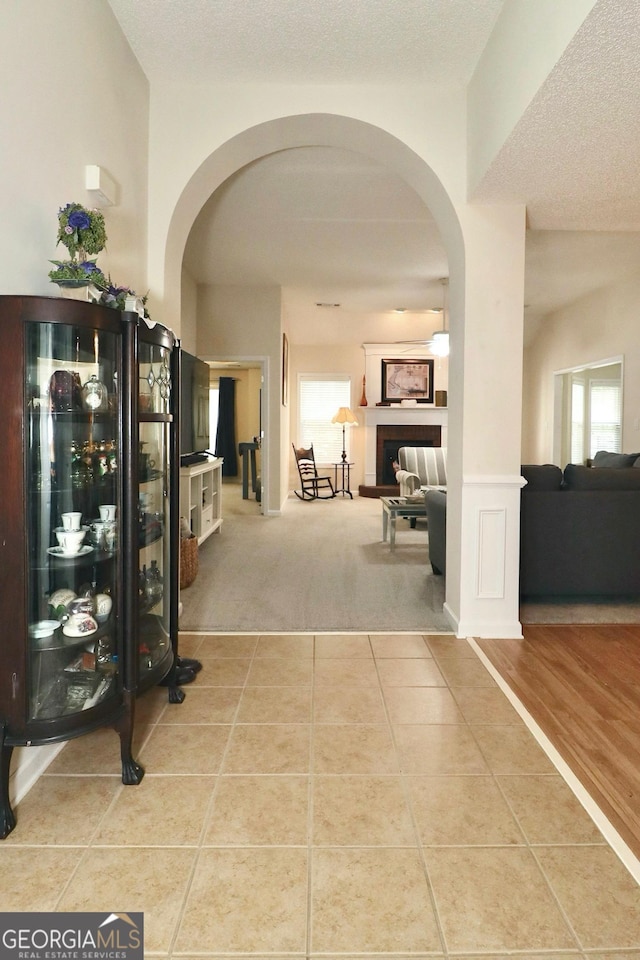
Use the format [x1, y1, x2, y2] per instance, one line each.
[519, 462, 640, 597]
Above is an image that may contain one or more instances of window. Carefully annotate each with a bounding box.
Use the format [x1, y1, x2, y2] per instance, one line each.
[556, 361, 622, 465]
[589, 380, 622, 457]
[298, 375, 351, 464]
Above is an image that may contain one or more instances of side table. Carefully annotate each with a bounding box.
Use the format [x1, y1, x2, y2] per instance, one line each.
[333, 460, 354, 498]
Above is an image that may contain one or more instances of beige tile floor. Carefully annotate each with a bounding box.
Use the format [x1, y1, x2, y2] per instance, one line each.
[3, 632, 640, 958]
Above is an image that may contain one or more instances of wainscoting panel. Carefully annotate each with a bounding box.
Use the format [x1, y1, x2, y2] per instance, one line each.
[476, 507, 506, 599]
[454, 475, 525, 640]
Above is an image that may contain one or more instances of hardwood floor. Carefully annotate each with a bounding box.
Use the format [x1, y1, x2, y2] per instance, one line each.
[477, 624, 640, 860]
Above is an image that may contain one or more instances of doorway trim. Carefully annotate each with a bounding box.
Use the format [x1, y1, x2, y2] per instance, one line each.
[552, 355, 624, 466]
[204, 354, 270, 515]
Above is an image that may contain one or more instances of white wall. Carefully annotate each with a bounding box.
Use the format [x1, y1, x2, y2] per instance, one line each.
[146, 85, 468, 330]
[522, 275, 640, 463]
[0, 0, 150, 801]
[0, 0, 149, 297]
[180, 267, 198, 353]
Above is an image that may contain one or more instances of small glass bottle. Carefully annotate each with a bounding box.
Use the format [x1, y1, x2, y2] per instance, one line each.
[145, 560, 164, 606]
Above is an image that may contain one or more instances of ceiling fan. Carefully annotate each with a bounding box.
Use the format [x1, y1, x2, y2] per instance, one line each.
[395, 278, 449, 357]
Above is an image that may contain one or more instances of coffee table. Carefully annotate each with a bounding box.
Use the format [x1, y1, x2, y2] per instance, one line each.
[380, 495, 427, 549]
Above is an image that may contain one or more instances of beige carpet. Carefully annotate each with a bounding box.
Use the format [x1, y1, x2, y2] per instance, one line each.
[179, 482, 449, 633]
[179, 483, 636, 631]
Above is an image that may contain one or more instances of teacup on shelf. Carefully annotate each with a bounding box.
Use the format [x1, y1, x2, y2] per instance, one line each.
[62, 612, 98, 637]
[95, 593, 113, 623]
[61, 511, 82, 531]
[55, 528, 86, 555]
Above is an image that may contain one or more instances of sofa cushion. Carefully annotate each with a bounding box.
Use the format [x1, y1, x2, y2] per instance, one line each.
[563, 463, 640, 490]
[521, 464, 563, 491]
[592, 450, 640, 468]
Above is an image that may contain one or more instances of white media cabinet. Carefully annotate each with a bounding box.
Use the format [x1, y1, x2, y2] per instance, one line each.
[180, 457, 223, 544]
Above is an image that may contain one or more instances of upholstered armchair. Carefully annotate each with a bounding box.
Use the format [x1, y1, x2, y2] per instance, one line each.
[396, 446, 447, 497]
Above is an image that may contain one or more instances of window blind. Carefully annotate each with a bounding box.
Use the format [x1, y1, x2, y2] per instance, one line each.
[589, 380, 622, 457]
[298, 375, 351, 464]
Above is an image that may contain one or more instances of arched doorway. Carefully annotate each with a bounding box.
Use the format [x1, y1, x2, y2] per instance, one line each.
[165, 114, 464, 489]
[157, 114, 526, 639]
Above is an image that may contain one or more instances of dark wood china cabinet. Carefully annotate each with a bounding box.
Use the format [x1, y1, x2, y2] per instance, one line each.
[0, 295, 181, 837]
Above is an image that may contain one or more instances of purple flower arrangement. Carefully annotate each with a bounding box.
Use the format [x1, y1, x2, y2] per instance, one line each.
[99, 278, 150, 319]
[49, 202, 107, 287]
[48, 258, 107, 286]
[54, 202, 106, 259]
[48, 201, 150, 317]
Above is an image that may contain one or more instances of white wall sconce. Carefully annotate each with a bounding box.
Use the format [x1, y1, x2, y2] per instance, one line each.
[85, 165, 118, 207]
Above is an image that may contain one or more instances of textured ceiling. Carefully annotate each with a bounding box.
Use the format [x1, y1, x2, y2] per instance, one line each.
[472, 0, 640, 231]
[107, 0, 504, 84]
[107, 0, 640, 340]
[184, 147, 448, 314]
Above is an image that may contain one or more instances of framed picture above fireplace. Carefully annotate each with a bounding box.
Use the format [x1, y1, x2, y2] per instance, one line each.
[381, 358, 434, 404]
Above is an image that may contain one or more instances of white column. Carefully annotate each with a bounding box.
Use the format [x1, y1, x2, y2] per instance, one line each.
[445, 204, 527, 639]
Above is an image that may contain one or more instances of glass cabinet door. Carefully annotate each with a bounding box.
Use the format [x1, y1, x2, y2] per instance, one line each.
[137, 340, 173, 682]
[25, 321, 121, 721]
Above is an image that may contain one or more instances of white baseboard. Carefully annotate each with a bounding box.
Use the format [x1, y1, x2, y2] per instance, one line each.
[9, 743, 65, 806]
[457, 618, 524, 639]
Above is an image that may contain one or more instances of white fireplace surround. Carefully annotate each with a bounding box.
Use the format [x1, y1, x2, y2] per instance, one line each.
[361, 343, 448, 488]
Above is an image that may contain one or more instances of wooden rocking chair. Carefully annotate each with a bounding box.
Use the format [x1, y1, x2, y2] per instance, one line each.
[292, 444, 335, 500]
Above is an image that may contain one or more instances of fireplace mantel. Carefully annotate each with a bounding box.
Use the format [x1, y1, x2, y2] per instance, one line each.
[362, 405, 448, 426]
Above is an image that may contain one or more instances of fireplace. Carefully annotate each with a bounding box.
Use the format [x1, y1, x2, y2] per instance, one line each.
[376, 424, 442, 485]
[358, 394, 448, 496]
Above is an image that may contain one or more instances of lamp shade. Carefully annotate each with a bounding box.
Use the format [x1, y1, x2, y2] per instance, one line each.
[331, 407, 358, 426]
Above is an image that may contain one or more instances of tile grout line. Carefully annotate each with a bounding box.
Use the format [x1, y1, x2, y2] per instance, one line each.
[372, 632, 450, 956]
[453, 644, 584, 953]
[24, 632, 639, 953]
[306, 634, 317, 960]
[165, 632, 259, 956]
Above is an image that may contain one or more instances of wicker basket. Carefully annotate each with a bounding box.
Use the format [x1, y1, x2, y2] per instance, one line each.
[180, 534, 199, 589]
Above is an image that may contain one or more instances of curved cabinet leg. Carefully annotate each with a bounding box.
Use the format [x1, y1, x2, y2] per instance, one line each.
[159, 658, 186, 703]
[168, 684, 186, 704]
[121, 752, 145, 785]
[0, 722, 16, 838]
[117, 694, 144, 786]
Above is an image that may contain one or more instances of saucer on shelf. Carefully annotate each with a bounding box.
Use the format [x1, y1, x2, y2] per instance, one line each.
[47, 545, 93, 558]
